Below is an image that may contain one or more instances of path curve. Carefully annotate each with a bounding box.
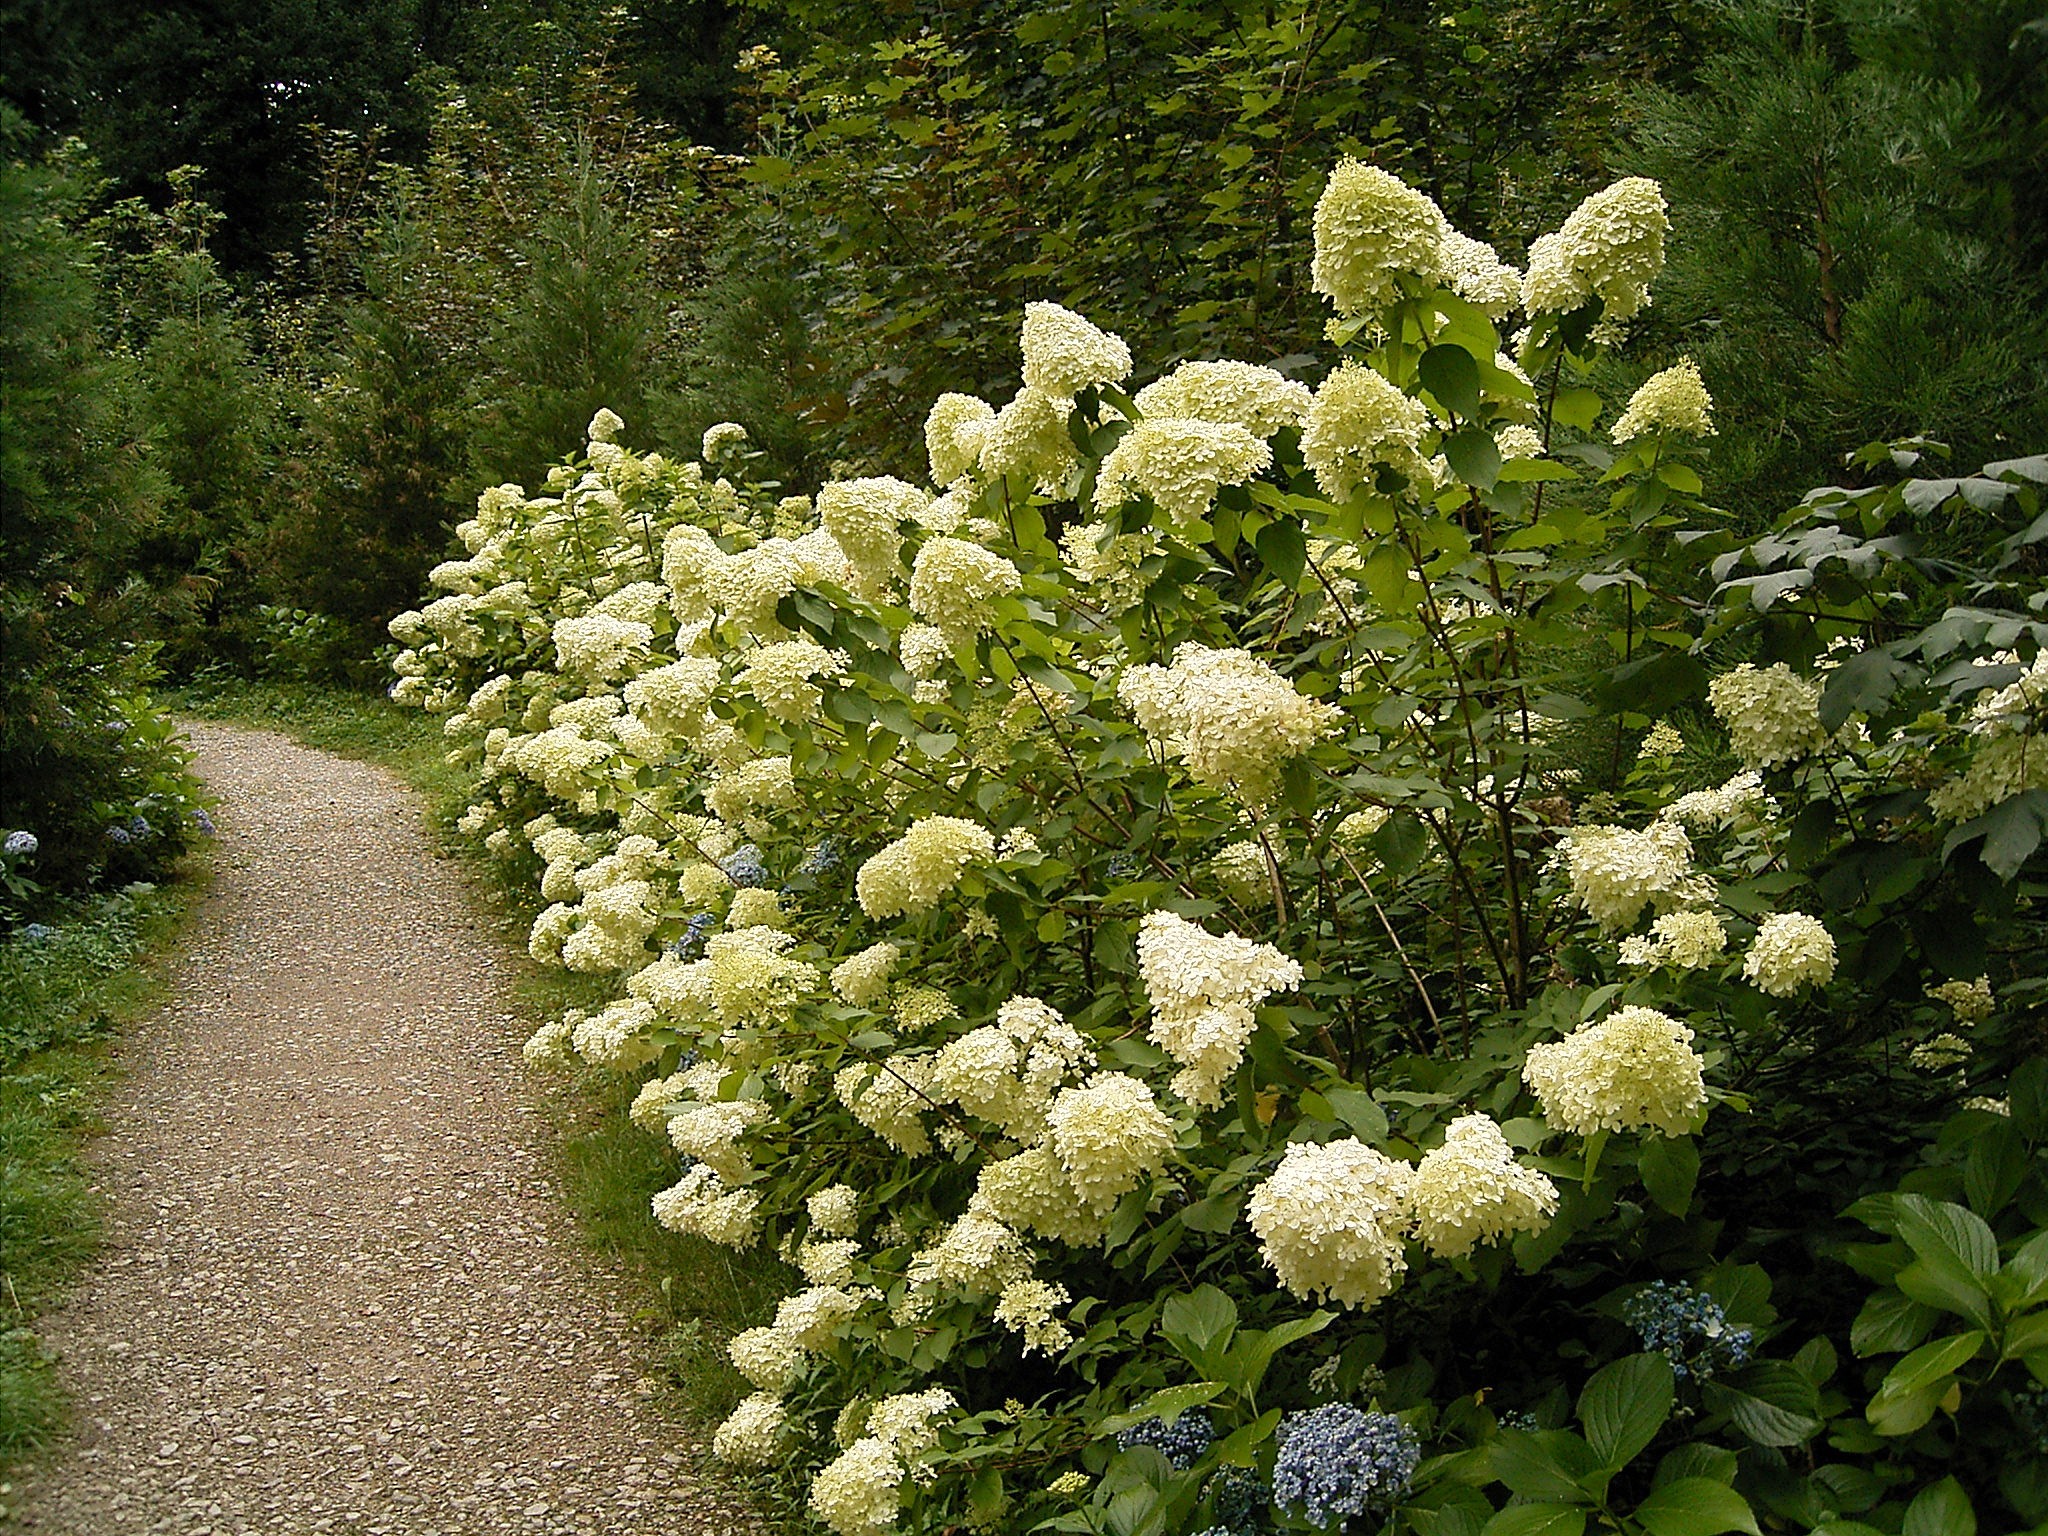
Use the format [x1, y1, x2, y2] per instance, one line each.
[11, 722, 739, 1535]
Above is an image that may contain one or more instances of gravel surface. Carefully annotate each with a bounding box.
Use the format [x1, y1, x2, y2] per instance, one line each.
[9, 721, 745, 1535]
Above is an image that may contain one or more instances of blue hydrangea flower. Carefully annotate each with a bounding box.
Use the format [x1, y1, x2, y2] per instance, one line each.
[1202, 1464, 1265, 1533]
[1271, 1405, 1419, 1526]
[798, 837, 843, 876]
[1106, 853, 1137, 879]
[2010, 1381, 2048, 1456]
[719, 844, 769, 888]
[1622, 1281, 1754, 1381]
[192, 809, 216, 836]
[669, 912, 717, 960]
[1116, 1409, 1213, 1471]
[3, 830, 37, 857]
[20, 923, 55, 941]
[105, 824, 132, 846]
[128, 815, 152, 839]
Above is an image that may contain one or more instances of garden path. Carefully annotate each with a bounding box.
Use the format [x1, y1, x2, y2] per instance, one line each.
[9, 722, 739, 1536]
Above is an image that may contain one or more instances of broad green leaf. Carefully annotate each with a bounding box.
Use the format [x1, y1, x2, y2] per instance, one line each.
[1578, 1353, 1674, 1470]
[1703, 1364, 1823, 1447]
[1444, 426, 1503, 490]
[1638, 1136, 1700, 1217]
[1552, 387, 1602, 433]
[1323, 1087, 1389, 1142]
[1254, 517, 1306, 589]
[1850, 1289, 1937, 1357]
[1096, 1381, 1227, 1435]
[1419, 343, 1484, 419]
[1481, 1505, 1588, 1536]
[1491, 1431, 1601, 1501]
[1160, 1285, 1237, 1357]
[1867, 1331, 1984, 1435]
[1963, 1119, 2028, 1218]
[1903, 1477, 1975, 1536]
[1631, 1478, 1762, 1536]
[2012, 1057, 2048, 1139]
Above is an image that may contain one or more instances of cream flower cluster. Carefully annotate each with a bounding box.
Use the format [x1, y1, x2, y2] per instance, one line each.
[551, 612, 653, 680]
[1555, 821, 1713, 932]
[817, 475, 927, 593]
[1411, 1114, 1558, 1259]
[1137, 911, 1303, 1106]
[1523, 1006, 1707, 1137]
[808, 1183, 862, 1235]
[980, 386, 1080, 493]
[1619, 909, 1729, 971]
[1928, 975, 1994, 1023]
[652, 1164, 761, 1248]
[925, 392, 997, 487]
[1133, 360, 1312, 438]
[1045, 1072, 1176, 1213]
[1059, 520, 1158, 614]
[1520, 177, 1669, 323]
[739, 640, 848, 721]
[972, 1142, 1108, 1247]
[1741, 912, 1835, 996]
[855, 816, 997, 919]
[1611, 359, 1714, 442]
[994, 1277, 1073, 1355]
[713, 1392, 787, 1467]
[1019, 301, 1132, 397]
[1247, 1138, 1414, 1308]
[1660, 771, 1769, 831]
[1708, 663, 1830, 770]
[831, 942, 901, 1008]
[836, 1057, 936, 1156]
[908, 537, 1022, 644]
[1301, 363, 1431, 501]
[1094, 417, 1272, 532]
[1119, 644, 1342, 806]
[1438, 230, 1523, 319]
[1310, 160, 1450, 317]
[809, 1435, 904, 1536]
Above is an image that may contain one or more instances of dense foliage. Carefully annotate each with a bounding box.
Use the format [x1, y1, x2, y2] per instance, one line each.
[387, 157, 2047, 1534]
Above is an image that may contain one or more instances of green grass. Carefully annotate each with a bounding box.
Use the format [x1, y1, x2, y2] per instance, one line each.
[0, 871, 208, 1464]
[168, 678, 790, 1437]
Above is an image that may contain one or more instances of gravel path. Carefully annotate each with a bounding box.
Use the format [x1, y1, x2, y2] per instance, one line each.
[9, 721, 740, 1536]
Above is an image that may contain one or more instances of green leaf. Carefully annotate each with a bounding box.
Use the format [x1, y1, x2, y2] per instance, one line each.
[1096, 1381, 1228, 1436]
[1703, 1364, 1824, 1447]
[1255, 517, 1306, 589]
[1867, 1331, 1984, 1436]
[1552, 387, 1602, 433]
[1903, 1477, 1975, 1536]
[1161, 1285, 1237, 1356]
[1963, 1119, 2029, 1218]
[1942, 789, 2048, 881]
[1492, 1431, 1601, 1501]
[1818, 647, 1918, 730]
[1638, 1137, 1700, 1217]
[1890, 1195, 1998, 1327]
[1631, 1478, 1761, 1536]
[2011, 1057, 2048, 1139]
[1481, 1505, 1588, 1536]
[969, 1465, 1005, 1526]
[1850, 1289, 1938, 1357]
[1323, 1087, 1389, 1142]
[1444, 426, 1503, 490]
[1579, 1353, 1674, 1470]
[1419, 344, 1483, 419]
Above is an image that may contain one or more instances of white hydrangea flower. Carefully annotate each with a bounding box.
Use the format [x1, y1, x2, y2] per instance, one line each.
[1520, 177, 1669, 323]
[1554, 821, 1714, 933]
[809, 1183, 862, 1236]
[809, 1436, 903, 1536]
[1046, 1072, 1175, 1213]
[1300, 363, 1431, 501]
[980, 386, 1082, 493]
[1246, 1138, 1414, 1308]
[1133, 360, 1312, 438]
[1411, 1113, 1558, 1259]
[1060, 520, 1158, 615]
[702, 421, 750, 463]
[651, 1165, 760, 1248]
[832, 942, 901, 1009]
[1640, 909, 1729, 970]
[1523, 1006, 1707, 1137]
[907, 1212, 1031, 1295]
[817, 476, 929, 594]
[926, 392, 997, 487]
[1910, 1032, 1971, 1071]
[704, 756, 798, 826]
[713, 1392, 786, 1466]
[1094, 417, 1272, 533]
[1210, 838, 1273, 905]
[1137, 910, 1303, 1106]
[775, 1284, 868, 1349]
[1742, 912, 1836, 996]
[972, 1143, 1108, 1247]
[520, 1017, 575, 1066]
[1019, 301, 1133, 397]
[728, 1322, 805, 1391]
[1708, 664, 1829, 770]
[1612, 359, 1714, 442]
[855, 816, 997, 919]
[869, 1388, 957, 1457]
[1928, 975, 1994, 1023]
[668, 1099, 771, 1182]
[994, 1278, 1073, 1355]
[835, 1057, 935, 1156]
[588, 407, 624, 444]
[704, 925, 816, 1026]
[738, 639, 849, 721]
[908, 537, 1022, 644]
[1311, 160, 1450, 318]
[1494, 423, 1545, 461]
[798, 1237, 861, 1287]
[1438, 229, 1522, 319]
[1118, 643, 1342, 807]
[550, 613, 652, 680]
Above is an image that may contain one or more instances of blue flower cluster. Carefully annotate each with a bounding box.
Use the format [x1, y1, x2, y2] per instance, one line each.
[1116, 1409, 1213, 1470]
[3, 830, 37, 858]
[193, 809, 216, 837]
[19, 923, 55, 942]
[1271, 1405, 1420, 1527]
[1622, 1281, 1754, 1381]
[1200, 1465, 1266, 1535]
[105, 824, 131, 846]
[669, 912, 717, 960]
[2014, 1381, 2048, 1456]
[798, 837, 842, 876]
[719, 844, 769, 888]
[1106, 853, 1137, 879]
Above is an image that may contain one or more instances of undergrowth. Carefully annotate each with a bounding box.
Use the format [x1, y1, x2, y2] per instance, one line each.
[0, 870, 207, 1467]
[168, 677, 789, 1440]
